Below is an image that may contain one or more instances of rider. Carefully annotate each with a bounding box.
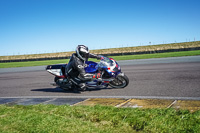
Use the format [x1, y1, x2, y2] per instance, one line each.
[65, 45, 102, 91]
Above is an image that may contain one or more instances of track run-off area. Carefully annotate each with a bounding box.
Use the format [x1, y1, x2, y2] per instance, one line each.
[0, 56, 200, 109]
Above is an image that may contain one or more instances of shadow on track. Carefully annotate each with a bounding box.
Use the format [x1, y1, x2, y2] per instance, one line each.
[31, 87, 81, 94]
[31, 87, 115, 93]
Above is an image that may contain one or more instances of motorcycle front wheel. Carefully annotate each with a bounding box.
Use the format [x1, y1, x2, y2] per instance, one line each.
[109, 74, 129, 88]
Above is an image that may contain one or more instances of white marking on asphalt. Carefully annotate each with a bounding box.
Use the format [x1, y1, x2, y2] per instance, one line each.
[1, 96, 200, 100]
[42, 98, 57, 104]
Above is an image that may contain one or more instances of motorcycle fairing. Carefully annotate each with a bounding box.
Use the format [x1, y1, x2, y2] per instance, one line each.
[46, 64, 66, 77]
[84, 61, 98, 73]
[46, 57, 121, 82]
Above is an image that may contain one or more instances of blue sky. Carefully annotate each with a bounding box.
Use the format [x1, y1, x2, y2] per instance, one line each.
[0, 0, 200, 56]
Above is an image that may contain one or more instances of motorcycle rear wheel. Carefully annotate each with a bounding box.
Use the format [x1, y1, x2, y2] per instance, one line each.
[109, 74, 129, 88]
[54, 77, 73, 91]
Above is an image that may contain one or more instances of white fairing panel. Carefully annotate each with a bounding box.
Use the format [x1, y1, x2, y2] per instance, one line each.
[110, 59, 117, 71]
[47, 69, 63, 76]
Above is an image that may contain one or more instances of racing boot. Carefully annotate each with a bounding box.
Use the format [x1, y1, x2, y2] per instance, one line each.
[78, 83, 87, 91]
[69, 78, 87, 91]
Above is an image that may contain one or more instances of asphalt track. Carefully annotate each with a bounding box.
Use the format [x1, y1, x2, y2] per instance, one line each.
[0, 56, 200, 101]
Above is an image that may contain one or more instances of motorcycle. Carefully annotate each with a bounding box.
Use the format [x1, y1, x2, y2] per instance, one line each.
[46, 56, 129, 91]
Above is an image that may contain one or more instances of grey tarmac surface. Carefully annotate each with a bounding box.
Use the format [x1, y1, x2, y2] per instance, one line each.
[0, 55, 200, 74]
[0, 56, 200, 105]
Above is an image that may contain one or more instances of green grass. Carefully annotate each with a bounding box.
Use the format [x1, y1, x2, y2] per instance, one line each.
[0, 59, 69, 68]
[0, 104, 199, 133]
[1, 41, 200, 61]
[0, 50, 200, 68]
[109, 49, 200, 60]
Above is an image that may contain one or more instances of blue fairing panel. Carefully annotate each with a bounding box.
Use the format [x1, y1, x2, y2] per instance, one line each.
[85, 61, 97, 73]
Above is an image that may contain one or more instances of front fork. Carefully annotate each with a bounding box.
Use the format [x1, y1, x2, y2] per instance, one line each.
[116, 72, 125, 77]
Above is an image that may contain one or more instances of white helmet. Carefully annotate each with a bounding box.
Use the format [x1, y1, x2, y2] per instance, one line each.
[76, 45, 89, 61]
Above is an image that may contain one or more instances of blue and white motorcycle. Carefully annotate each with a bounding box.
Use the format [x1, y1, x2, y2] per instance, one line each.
[46, 56, 129, 90]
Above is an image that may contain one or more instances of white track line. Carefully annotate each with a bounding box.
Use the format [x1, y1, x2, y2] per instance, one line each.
[0, 96, 200, 100]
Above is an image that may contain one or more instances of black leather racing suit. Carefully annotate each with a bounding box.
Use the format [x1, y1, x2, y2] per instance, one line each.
[65, 53, 100, 87]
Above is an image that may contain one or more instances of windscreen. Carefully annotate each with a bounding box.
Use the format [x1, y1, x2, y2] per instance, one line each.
[96, 56, 115, 69]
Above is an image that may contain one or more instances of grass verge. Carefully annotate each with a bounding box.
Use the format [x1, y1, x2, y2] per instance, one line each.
[0, 59, 68, 68]
[1, 41, 200, 61]
[0, 104, 199, 133]
[0, 50, 200, 68]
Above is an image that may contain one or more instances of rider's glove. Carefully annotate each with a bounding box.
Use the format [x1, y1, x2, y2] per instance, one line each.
[97, 55, 101, 60]
[97, 55, 104, 60]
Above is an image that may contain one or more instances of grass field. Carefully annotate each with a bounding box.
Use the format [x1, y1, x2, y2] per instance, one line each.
[0, 50, 200, 68]
[0, 104, 199, 133]
[0, 41, 200, 61]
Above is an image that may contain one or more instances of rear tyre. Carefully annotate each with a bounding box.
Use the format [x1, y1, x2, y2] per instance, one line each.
[54, 76, 60, 82]
[54, 77, 73, 91]
[109, 74, 129, 88]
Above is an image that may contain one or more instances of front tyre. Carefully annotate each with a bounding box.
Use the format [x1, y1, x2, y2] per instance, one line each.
[109, 74, 129, 88]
